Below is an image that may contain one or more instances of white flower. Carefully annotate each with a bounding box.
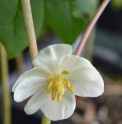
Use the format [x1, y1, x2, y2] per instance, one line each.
[12, 44, 104, 121]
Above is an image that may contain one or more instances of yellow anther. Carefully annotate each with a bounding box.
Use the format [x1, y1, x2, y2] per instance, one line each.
[61, 70, 69, 75]
[47, 75, 53, 82]
[46, 70, 74, 102]
[46, 80, 54, 93]
[58, 95, 63, 102]
[65, 79, 74, 94]
[51, 88, 56, 100]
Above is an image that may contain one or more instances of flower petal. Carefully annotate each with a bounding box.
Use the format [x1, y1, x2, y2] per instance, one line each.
[12, 66, 52, 92]
[59, 55, 104, 97]
[24, 85, 46, 115]
[40, 90, 76, 121]
[32, 44, 72, 74]
[14, 77, 48, 102]
[25, 87, 76, 120]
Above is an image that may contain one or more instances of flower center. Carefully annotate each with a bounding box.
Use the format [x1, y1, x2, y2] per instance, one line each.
[46, 70, 74, 102]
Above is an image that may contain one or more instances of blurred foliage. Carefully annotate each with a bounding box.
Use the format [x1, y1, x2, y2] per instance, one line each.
[49, 0, 76, 1]
[111, 0, 122, 10]
[0, 0, 97, 59]
[0, 45, 1, 82]
[45, 0, 96, 44]
[0, 0, 43, 59]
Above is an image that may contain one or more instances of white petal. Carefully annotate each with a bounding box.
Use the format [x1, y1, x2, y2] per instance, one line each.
[32, 44, 72, 74]
[59, 55, 104, 97]
[40, 90, 76, 121]
[24, 85, 46, 115]
[12, 66, 52, 92]
[14, 77, 48, 102]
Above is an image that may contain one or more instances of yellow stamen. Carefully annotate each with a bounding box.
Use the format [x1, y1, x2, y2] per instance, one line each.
[47, 70, 74, 102]
[46, 80, 54, 93]
[64, 79, 74, 93]
[47, 75, 54, 82]
[58, 95, 63, 102]
[61, 70, 69, 75]
[51, 88, 56, 100]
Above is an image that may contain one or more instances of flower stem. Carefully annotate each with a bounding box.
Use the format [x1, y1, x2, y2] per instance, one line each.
[75, 0, 110, 56]
[0, 43, 11, 124]
[21, 0, 38, 65]
[41, 114, 51, 124]
[20, 0, 51, 123]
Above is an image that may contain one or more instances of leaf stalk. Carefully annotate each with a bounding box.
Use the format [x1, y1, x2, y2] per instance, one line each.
[75, 0, 110, 56]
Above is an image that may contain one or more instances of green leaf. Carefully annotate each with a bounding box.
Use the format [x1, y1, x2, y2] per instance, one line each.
[0, 0, 44, 59]
[0, 0, 96, 58]
[45, 0, 96, 44]
[49, 0, 76, 2]
[71, 0, 96, 19]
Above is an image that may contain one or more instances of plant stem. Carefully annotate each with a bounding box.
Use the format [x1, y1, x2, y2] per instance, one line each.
[21, 0, 38, 65]
[21, 0, 51, 123]
[15, 53, 24, 75]
[41, 114, 51, 124]
[0, 43, 11, 124]
[84, 28, 96, 61]
[75, 0, 110, 56]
